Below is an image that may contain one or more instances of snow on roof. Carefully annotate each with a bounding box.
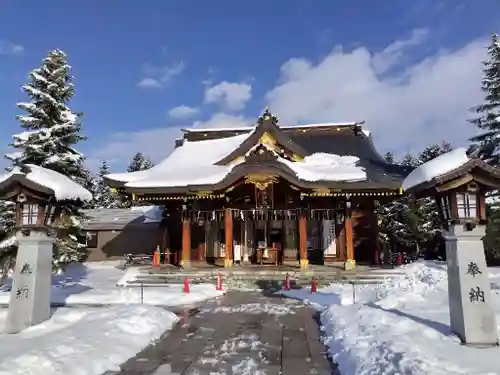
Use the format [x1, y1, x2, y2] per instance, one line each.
[281, 153, 366, 182]
[108, 133, 249, 187]
[107, 129, 367, 188]
[0, 164, 92, 202]
[402, 148, 470, 191]
[182, 121, 361, 133]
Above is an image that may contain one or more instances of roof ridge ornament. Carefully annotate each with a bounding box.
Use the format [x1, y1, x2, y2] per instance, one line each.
[258, 107, 279, 125]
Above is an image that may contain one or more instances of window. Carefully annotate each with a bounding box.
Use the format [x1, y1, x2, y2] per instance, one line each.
[21, 204, 39, 225]
[85, 231, 98, 248]
[456, 192, 477, 219]
[439, 195, 451, 220]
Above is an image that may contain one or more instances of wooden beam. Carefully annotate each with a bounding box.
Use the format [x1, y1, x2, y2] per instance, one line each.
[181, 218, 191, 268]
[224, 208, 233, 268]
[299, 213, 308, 269]
[345, 207, 355, 269]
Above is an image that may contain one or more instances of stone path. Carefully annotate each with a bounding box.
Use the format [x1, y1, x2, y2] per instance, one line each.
[107, 291, 336, 375]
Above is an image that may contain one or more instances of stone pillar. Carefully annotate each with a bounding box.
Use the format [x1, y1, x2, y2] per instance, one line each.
[5, 230, 55, 334]
[224, 208, 233, 268]
[299, 213, 308, 269]
[444, 224, 498, 347]
[344, 206, 355, 270]
[180, 218, 191, 268]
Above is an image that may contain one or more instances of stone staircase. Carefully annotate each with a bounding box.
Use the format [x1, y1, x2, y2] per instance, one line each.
[121, 265, 407, 290]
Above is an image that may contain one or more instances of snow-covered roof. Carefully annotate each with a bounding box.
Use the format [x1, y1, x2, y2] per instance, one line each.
[0, 164, 92, 202]
[106, 131, 366, 189]
[82, 206, 163, 230]
[402, 148, 470, 191]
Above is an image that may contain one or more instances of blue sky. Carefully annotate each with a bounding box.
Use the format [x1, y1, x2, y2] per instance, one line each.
[0, 0, 499, 172]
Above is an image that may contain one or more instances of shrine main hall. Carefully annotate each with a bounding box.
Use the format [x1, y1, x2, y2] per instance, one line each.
[104, 110, 410, 269]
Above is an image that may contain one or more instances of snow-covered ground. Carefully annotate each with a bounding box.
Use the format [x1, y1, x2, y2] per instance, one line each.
[0, 261, 224, 375]
[0, 261, 224, 307]
[281, 261, 500, 375]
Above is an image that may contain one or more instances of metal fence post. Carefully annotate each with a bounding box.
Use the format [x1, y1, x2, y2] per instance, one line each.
[352, 282, 355, 304]
[140, 283, 144, 305]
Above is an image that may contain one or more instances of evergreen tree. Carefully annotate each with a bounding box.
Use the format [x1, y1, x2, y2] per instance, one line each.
[93, 160, 120, 208]
[0, 201, 16, 284]
[127, 152, 154, 172]
[5, 49, 90, 271]
[469, 33, 500, 164]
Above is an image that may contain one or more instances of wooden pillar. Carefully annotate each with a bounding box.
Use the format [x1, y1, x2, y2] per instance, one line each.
[299, 212, 308, 269]
[224, 208, 233, 268]
[242, 219, 250, 264]
[181, 218, 191, 268]
[344, 202, 355, 269]
[163, 220, 170, 265]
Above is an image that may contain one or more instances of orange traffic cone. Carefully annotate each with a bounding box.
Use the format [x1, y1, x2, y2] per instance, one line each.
[283, 273, 290, 291]
[183, 276, 190, 293]
[311, 278, 317, 293]
[216, 273, 223, 291]
[153, 247, 160, 267]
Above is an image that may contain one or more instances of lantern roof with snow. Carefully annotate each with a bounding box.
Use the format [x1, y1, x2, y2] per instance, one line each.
[0, 164, 92, 203]
[402, 148, 500, 198]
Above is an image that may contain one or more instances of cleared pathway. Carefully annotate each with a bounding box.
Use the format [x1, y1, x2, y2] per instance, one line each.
[107, 291, 336, 375]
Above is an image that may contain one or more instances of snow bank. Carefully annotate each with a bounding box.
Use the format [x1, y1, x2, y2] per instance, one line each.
[316, 262, 500, 375]
[0, 164, 92, 201]
[0, 305, 179, 375]
[402, 148, 470, 190]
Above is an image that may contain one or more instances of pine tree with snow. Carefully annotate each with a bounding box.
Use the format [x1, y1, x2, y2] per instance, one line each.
[92, 160, 120, 209]
[127, 152, 154, 172]
[469, 33, 500, 164]
[5, 49, 91, 271]
[0, 200, 16, 284]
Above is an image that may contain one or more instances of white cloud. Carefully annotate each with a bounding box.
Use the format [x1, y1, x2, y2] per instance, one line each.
[0, 40, 24, 55]
[372, 28, 428, 74]
[204, 81, 252, 111]
[266, 31, 487, 156]
[89, 30, 490, 171]
[137, 62, 184, 89]
[86, 127, 183, 172]
[168, 105, 199, 119]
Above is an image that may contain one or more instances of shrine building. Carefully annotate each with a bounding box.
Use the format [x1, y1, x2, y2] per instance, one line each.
[104, 110, 410, 269]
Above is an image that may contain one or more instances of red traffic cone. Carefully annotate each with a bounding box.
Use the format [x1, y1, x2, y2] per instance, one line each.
[153, 248, 160, 267]
[216, 273, 223, 291]
[397, 253, 403, 266]
[311, 278, 317, 293]
[183, 276, 190, 293]
[283, 273, 290, 291]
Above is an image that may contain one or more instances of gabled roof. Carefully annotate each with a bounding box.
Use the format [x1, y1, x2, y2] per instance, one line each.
[403, 148, 500, 196]
[214, 111, 309, 165]
[104, 112, 410, 194]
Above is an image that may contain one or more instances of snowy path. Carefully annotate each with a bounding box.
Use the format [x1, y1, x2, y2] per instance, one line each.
[105, 292, 335, 375]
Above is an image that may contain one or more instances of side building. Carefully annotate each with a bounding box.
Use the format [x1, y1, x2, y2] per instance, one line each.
[104, 110, 410, 268]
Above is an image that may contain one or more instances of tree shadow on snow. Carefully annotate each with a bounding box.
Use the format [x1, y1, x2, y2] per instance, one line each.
[51, 263, 92, 303]
[365, 302, 453, 337]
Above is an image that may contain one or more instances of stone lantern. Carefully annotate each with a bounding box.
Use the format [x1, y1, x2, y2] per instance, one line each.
[403, 149, 499, 347]
[0, 164, 91, 334]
